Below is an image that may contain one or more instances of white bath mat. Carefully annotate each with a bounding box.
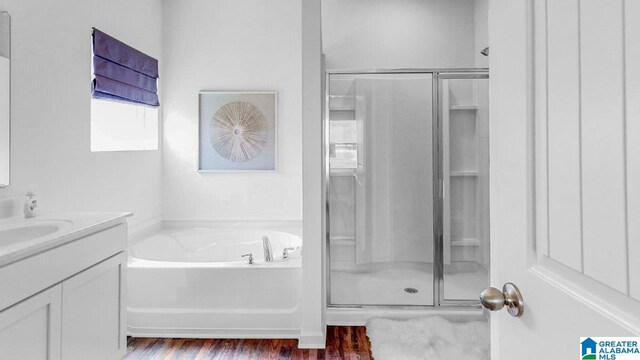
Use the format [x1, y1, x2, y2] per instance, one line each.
[366, 316, 489, 360]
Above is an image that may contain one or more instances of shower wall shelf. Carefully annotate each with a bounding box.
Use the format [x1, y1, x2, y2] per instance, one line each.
[450, 170, 479, 176]
[329, 95, 356, 111]
[329, 170, 356, 176]
[450, 105, 478, 110]
[441, 77, 489, 270]
[451, 238, 480, 247]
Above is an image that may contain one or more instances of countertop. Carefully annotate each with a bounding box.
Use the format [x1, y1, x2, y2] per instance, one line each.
[0, 212, 132, 267]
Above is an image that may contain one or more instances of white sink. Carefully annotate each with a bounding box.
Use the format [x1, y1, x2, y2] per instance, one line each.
[0, 220, 73, 246]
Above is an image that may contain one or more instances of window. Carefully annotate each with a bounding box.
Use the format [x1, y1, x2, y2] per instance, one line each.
[90, 28, 159, 152]
[90, 99, 158, 152]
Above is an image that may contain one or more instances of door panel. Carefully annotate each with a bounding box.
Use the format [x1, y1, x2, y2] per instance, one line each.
[490, 1, 639, 358]
[579, 0, 627, 292]
[546, 0, 582, 272]
[626, 0, 640, 302]
[61, 253, 126, 360]
[0, 285, 62, 360]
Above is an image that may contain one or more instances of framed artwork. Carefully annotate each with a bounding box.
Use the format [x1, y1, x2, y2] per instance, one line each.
[198, 91, 277, 171]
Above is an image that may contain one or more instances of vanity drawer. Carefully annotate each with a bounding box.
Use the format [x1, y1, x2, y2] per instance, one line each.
[0, 224, 126, 310]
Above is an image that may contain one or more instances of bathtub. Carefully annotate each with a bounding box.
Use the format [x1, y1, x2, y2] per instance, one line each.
[127, 222, 302, 338]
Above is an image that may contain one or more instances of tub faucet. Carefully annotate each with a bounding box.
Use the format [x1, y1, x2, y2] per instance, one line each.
[262, 236, 273, 262]
[283, 247, 296, 259]
[241, 253, 254, 264]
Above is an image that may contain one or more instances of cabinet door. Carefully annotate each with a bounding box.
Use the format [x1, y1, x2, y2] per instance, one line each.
[0, 285, 62, 360]
[61, 253, 126, 360]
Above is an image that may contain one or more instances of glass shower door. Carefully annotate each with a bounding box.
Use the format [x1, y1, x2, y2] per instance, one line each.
[439, 75, 490, 303]
[327, 73, 435, 306]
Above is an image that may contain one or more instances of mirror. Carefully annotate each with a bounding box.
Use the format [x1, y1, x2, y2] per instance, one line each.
[0, 11, 9, 188]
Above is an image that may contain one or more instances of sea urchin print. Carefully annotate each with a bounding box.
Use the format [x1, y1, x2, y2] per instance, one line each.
[209, 101, 268, 162]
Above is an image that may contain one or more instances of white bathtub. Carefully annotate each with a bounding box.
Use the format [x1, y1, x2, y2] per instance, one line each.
[127, 222, 302, 339]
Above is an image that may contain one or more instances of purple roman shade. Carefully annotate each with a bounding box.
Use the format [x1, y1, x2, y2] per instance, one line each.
[91, 28, 159, 107]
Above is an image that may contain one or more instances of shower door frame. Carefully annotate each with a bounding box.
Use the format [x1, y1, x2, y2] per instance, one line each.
[324, 68, 489, 309]
[437, 72, 490, 307]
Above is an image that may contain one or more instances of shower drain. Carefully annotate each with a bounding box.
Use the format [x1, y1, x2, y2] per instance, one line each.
[404, 287, 419, 294]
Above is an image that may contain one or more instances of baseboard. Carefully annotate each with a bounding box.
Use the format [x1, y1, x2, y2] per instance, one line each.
[297, 331, 327, 349]
[128, 326, 300, 339]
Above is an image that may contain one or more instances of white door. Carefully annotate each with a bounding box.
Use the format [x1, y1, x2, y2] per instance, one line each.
[489, 1, 640, 359]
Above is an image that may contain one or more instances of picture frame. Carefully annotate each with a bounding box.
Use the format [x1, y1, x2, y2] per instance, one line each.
[198, 91, 277, 172]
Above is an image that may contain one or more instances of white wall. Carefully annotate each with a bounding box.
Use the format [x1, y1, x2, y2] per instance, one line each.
[474, 0, 489, 68]
[473, 0, 489, 266]
[161, 0, 302, 222]
[321, 0, 477, 69]
[0, 0, 163, 226]
[300, 0, 325, 347]
[0, 13, 8, 58]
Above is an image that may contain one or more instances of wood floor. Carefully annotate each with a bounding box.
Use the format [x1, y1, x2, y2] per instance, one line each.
[125, 326, 373, 360]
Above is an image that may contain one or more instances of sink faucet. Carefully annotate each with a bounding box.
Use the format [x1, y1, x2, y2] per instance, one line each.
[262, 236, 273, 262]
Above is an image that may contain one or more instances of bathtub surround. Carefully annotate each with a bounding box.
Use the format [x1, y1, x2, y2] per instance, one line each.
[366, 316, 489, 360]
[0, 0, 163, 228]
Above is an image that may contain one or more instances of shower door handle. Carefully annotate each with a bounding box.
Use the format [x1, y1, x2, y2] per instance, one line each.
[479, 282, 524, 317]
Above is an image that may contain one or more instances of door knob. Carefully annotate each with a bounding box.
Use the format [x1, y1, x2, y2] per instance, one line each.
[479, 282, 524, 317]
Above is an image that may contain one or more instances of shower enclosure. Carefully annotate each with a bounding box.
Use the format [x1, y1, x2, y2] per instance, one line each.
[325, 69, 489, 308]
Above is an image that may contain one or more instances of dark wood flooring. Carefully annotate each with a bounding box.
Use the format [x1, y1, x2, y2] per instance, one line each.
[125, 326, 373, 360]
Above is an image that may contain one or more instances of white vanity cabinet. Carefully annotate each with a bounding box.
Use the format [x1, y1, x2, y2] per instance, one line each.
[0, 285, 62, 360]
[0, 220, 128, 360]
[61, 253, 126, 360]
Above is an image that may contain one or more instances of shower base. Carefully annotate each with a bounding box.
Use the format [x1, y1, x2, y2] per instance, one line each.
[329, 266, 487, 306]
